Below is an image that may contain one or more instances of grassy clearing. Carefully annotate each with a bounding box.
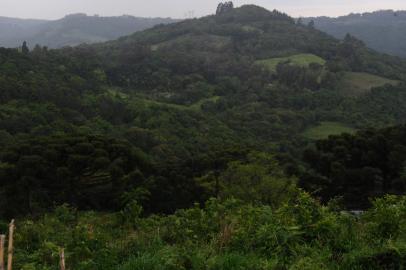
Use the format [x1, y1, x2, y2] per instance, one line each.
[106, 86, 220, 111]
[303, 121, 356, 140]
[189, 95, 220, 110]
[137, 95, 221, 111]
[339, 72, 399, 96]
[151, 34, 231, 51]
[107, 88, 129, 99]
[256, 53, 326, 72]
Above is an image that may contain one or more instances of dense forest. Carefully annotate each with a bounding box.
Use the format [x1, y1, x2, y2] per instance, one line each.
[304, 10, 406, 58]
[302, 125, 406, 208]
[1, 3, 406, 268]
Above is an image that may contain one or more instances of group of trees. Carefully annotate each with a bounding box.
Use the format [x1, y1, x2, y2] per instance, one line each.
[216, 2, 234, 15]
[0, 131, 300, 218]
[276, 61, 325, 90]
[0, 134, 151, 216]
[302, 125, 406, 208]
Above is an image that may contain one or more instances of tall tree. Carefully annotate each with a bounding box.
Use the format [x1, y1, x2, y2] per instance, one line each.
[216, 2, 234, 15]
[21, 41, 29, 54]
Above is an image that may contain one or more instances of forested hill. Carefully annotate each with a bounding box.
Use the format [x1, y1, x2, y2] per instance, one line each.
[303, 10, 406, 57]
[0, 14, 178, 48]
[1, 4, 406, 217]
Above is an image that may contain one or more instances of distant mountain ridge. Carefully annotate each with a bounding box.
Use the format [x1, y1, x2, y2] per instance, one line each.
[0, 13, 178, 48]
[304, 10, 406, 57]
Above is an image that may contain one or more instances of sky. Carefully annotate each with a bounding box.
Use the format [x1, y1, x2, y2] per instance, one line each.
[0, 0, 405, 20]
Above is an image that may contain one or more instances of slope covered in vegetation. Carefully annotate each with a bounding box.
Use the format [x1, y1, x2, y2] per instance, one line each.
[1, 3, 406, 213]
[1, 2, 406, 212]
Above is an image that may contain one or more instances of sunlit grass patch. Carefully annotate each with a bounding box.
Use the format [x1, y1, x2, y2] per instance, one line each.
[256, 53, 326, 72]
[303, 121, 356, 140]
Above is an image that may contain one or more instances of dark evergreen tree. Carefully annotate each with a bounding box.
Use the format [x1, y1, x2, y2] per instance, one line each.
[22, 41, 29, 54]
[216, 1, 234, 15]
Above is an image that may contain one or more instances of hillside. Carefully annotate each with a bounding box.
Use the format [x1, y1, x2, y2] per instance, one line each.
[1, 4, 406, 268]
[304, 10, 406, 57]
[0, 14, 178, 48]
[1, 4, 406, 213]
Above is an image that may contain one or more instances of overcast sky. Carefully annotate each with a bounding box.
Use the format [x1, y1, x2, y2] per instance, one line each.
[1, 0, 405, 20]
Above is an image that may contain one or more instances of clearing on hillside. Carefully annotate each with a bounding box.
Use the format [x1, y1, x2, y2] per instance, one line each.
[135, 95, 221, 111]
[151, 34, 231, 51]
[302, 121, 356, 140]
[339, 72, 399, 96]
[256, 53, 326, 72]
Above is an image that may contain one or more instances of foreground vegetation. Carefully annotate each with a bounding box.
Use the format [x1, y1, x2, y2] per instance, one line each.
[4, 193, 406, 269]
